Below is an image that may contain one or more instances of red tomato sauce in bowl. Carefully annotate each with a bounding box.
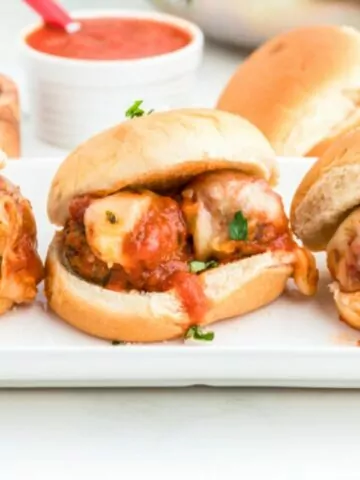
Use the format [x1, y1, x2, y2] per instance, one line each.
[25, 17, 192, 61]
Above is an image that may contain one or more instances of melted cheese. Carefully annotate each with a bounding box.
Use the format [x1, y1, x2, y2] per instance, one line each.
[84, 191, 153, 267]
[182, 171, 286, 261]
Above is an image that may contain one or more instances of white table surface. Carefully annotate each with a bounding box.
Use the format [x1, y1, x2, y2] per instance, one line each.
[1, 1, 360, 479]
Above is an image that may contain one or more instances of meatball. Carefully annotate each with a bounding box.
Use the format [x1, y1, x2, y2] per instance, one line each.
[327, 208, 360, 293]
[181, 170, 290, 260]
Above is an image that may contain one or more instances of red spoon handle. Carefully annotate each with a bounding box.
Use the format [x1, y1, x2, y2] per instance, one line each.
[23, 0, 73, 29]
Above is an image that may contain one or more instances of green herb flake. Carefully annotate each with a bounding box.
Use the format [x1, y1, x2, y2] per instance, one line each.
[229, 211, 248, 241]
[106, 210, 117, 224]
[112, 340, 126, 346]
[125, 100, 154, 119]
[189, 260, 218, 274]
[185, 325, 215, 342]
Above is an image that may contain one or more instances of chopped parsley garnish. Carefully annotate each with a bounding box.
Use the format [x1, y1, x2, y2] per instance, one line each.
[112, 340, 126, 346]
[189, 260, 218, 274]
[106, 210, 117, 224]
[185, 325, 214, 342]
[229, 211, 248, 241]
[125, 100, 154, 119]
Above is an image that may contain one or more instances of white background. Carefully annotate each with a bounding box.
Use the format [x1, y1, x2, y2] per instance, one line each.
[1, 0, 360, 479]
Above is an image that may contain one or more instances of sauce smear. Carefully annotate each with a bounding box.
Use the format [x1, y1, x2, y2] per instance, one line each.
[165, 271, 209, 323]
[26, 18, 192, 60]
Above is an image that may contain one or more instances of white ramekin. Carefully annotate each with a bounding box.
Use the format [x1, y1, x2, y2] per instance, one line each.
[20, 9, 204, 149]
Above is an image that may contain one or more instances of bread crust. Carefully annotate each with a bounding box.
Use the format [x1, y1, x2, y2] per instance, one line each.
[47, 108, 277, 226]
[217, 26, 360, 157]
[291, 128, 360, 251]
[45, 234, 294, 343]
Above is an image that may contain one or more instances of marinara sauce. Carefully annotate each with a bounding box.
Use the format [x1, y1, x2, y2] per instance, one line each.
[66, 194, 209, 323]
[26, 18, 192, 60]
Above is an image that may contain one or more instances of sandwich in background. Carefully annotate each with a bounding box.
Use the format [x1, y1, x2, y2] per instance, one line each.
[0, 153, 43, 312]
[291, 128, 360, 330]
[217, 25, 360, 158]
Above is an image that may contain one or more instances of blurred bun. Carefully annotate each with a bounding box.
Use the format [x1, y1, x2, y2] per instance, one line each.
[217, 25, 360, 157]
[291, 128, 360, 251]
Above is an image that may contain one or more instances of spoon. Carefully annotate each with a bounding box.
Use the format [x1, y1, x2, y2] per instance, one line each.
[23, 0, 81, 33]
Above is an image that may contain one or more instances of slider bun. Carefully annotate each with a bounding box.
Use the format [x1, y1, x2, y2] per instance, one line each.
[291, 128, 360, 251]
[45, 234, 293, 343]
[47, 108, 277, 226]
[217, 25, 360, 157]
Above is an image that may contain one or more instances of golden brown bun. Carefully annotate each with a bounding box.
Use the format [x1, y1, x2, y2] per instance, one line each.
[291, 128, 360, 251]
[45, 234, 295, 343]
[306, 116, 360, 158]
[47, 108, 277, 226]
[217, 25, 360, 157]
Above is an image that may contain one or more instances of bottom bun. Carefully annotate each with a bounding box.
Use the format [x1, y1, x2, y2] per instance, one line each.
[330, 282, 360, 330]
[45, 234, 294, 343]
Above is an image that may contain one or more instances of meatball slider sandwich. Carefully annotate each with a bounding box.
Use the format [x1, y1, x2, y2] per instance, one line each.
[0, 152, 43, 313]
[291, 128, 360, 330]
[45, 109, 317, 343]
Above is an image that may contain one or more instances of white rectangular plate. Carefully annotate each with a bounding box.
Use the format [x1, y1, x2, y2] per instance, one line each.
[2, 157, 360, 388]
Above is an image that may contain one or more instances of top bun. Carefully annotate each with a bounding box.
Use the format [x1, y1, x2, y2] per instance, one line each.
[217, 25, 360, 157]
[291, 128, 360, 251]
[47, 108, 277, 226]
